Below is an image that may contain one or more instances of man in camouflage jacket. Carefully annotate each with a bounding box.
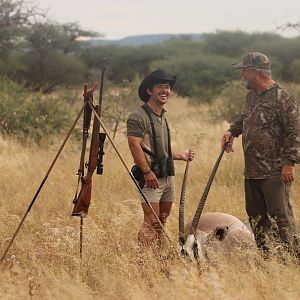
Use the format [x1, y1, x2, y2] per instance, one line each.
[221, 52, 300, 259]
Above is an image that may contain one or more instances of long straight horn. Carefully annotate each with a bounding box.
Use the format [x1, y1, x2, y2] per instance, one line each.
[179, 161, 190, 246]
[191, 144, 227, 233]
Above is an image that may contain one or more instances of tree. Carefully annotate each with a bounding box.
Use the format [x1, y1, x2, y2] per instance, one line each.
[203, 31, 254, 57]
[0, 0, 43, 55]
[276, 22, 300, 34]
[19, 22, 99, 92]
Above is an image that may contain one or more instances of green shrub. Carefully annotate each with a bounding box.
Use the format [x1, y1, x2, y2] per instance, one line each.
[0, 77, 72, 143]
[210, 79, 300, 124]
[210, 80, 247, 123]
[289, 60, 300, 83]
[283, 82, 300, 105]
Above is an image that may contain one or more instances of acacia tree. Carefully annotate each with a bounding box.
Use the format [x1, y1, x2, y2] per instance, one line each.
[20, 21, 100, 92]
[276, 22, 300, 33]
[0, 0, 43, 54]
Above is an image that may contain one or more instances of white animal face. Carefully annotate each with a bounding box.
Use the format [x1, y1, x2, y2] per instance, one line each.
[179, 232, 208, 261]
[179, 226, 229, 261]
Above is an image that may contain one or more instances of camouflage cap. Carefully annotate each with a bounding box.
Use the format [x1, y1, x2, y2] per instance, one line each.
[232, 52, 271, 70]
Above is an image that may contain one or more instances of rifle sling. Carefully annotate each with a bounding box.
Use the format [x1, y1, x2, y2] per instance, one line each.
[141, 144, 155, 158]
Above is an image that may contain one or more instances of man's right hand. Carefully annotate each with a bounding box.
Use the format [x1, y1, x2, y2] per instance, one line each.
[221, 131, 234, 153]
[144, 171, 159, 189]
[281, 165, 295, 183]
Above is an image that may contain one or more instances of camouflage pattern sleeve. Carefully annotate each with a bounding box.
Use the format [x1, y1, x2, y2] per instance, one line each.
[228, 114, 243, 137]
[277, 88, 300, 165]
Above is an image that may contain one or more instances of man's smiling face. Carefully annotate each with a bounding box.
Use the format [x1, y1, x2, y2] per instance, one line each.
[147, 83, 171, 104]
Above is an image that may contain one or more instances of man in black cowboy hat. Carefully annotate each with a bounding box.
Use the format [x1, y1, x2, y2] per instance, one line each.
[127, 69, 195, 249]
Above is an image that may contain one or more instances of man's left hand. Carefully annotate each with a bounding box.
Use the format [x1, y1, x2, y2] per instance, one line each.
[182, 148, 195, 161]
[281, 165, 295, 183]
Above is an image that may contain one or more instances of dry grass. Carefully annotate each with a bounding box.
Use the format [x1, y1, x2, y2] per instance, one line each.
[1, 96, 300, 299]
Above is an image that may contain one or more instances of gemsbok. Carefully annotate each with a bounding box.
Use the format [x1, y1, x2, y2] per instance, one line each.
[178, 161, 256, 261]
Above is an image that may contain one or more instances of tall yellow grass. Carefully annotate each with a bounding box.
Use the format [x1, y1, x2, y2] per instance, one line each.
[1, 96, 299, 299]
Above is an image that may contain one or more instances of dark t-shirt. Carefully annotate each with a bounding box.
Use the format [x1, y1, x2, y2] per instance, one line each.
[126, 105, 170, 163]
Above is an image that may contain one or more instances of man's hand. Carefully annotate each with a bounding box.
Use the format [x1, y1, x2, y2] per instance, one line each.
[178, 148, 195, 161]
[221, 131, 234, 153]
[144, 171, 159, 189]
[281, 165, 295, 183]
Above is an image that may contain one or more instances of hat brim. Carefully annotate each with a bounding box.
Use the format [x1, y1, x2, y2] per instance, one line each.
[232, 62, 270, 70]
[138, 75, 176, 102]
[232, 62, 254, 69]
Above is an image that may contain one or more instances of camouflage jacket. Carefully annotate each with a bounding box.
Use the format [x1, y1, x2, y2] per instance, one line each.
[229, 83, 300, 179]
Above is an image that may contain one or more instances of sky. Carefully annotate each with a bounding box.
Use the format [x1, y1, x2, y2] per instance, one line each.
[36, 0, 300, 40]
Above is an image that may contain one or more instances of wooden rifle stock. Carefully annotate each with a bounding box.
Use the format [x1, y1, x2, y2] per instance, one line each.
[72, 105, 100, 216]
[72, 68, 106, 217]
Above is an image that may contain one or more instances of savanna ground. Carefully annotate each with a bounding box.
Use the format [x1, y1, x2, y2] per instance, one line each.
[1, 95, 300, 300]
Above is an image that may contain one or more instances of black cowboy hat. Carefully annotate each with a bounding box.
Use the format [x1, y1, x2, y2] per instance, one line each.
[138, 69, 177, 102]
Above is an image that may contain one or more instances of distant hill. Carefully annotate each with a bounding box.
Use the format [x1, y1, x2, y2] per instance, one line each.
[84, 33, 203, 47]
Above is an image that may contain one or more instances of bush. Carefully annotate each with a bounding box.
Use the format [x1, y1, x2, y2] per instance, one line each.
[210, 80, 300, 124]
[210, 80, 247, 123]
[289, 59, 300, 83]
[0, 77, 72, 142]
[283, 81, 300, 105]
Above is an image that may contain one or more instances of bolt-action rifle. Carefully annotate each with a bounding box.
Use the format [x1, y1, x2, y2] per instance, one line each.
[96, 66, 106, 175]
[72, 68, 106, 216]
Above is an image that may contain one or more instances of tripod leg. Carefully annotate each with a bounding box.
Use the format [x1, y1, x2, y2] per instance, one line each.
[80, 216, 83, 261]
